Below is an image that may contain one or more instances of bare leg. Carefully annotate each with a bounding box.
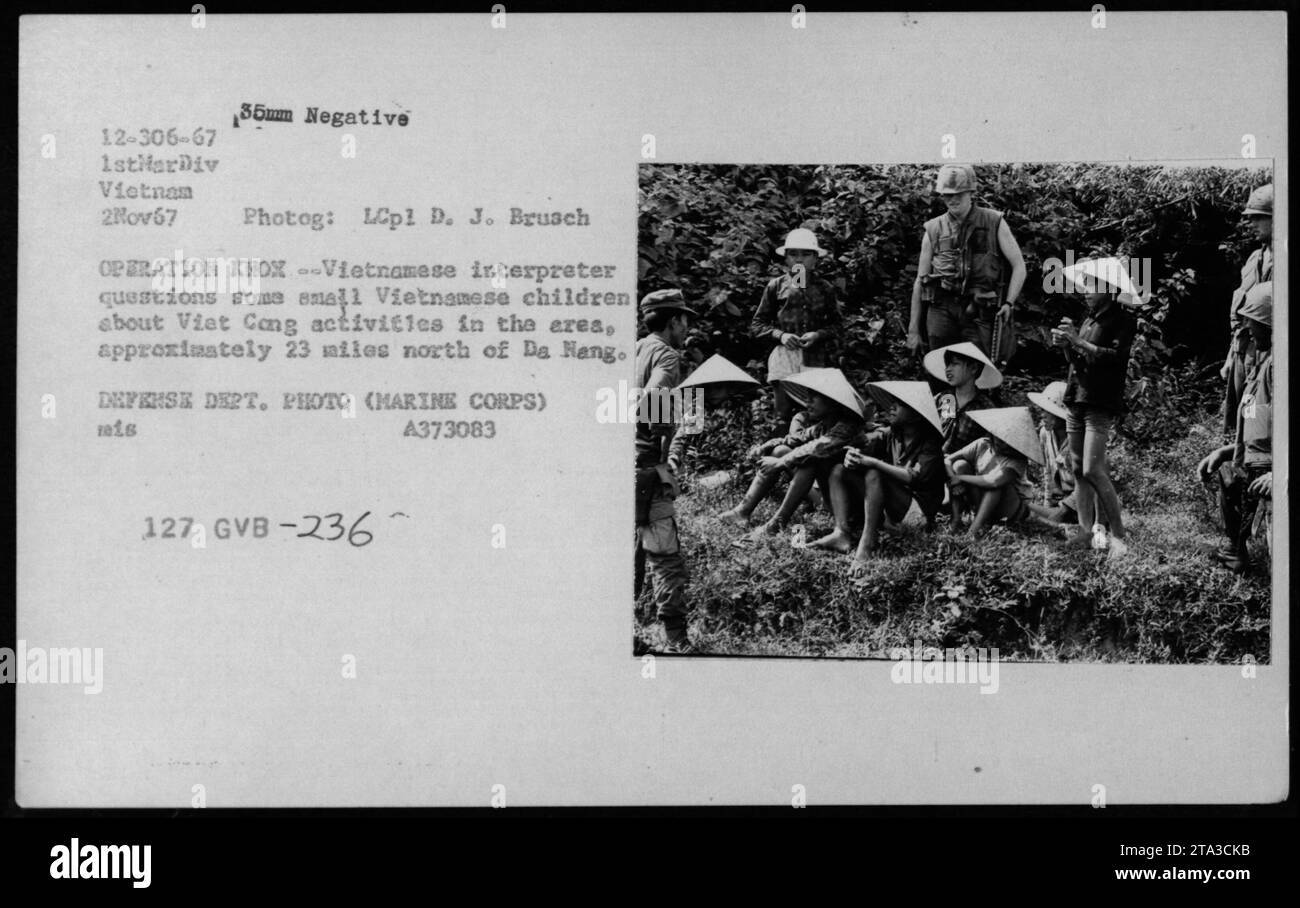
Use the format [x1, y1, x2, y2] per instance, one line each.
[1082, 424, 1125, 539]
[969, 485, 1020, 536]
[811, 464, 860, 553]
[718, 444, 791, 525]
[754, 464, 818, 536]
[1068, 428, 1097, 533]
[949, 459, 973, 527]
[850, 468, 888, 571]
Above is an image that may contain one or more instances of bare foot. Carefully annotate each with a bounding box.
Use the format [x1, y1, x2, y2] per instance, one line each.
[716, 507, 751, 527]
[849, 553, 872, 576]
[810, 528, 853, 553]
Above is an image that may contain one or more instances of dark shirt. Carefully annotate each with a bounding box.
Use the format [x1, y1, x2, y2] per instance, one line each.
[751, 272, 843, 367]
[934, 388, 996, 454]
[859, 424, 945, 517]
[771, 409, 864, 469]
[1062, 302, 1136, 413]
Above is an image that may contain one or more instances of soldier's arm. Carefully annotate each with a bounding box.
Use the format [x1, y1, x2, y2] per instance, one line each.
[908, 233, 933, 341]
[997, 219, 1026, 306]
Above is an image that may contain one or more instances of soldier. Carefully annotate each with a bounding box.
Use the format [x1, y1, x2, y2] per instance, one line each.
[906, 164, 1026, 366]
[635, 289, 699, 655]
[1200, 281, 1274, 572]
[1220, 183, 1273, 437]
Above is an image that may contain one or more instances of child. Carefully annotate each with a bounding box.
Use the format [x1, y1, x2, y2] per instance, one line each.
[1198, 281, 1273, 572]
[1025, 380, 1079, 526]
[1054, 257, 1140, 555]
[944, 407, 1042, 537]
[809, 381, 945, 571]
[666, 353, 761, 475]
[925, 341, 1000, 524]
[719, 368, 865, 541]
[751, 227, 844, 433]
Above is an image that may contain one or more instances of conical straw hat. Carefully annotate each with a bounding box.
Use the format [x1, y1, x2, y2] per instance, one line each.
[779, 368, 864, 421]
[1026, 381, 1069, 421]
[923, 341, 1003, 390]
[676, 354, 761, 392]
[866, 381, 944, 436]
[1061, 256, 1147, 307]
[967, 407, 1044, 465]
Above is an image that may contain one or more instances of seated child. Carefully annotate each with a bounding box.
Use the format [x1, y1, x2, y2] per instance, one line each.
[1197, 281, 1273, 572]
[944, 407, 1042, 537]
[718, 368, 866, 541]
[925, 342, 1000, 524]
[1025, 380, 1079, 526]
[809, 381, 946, 571]
[665, 353, 761, 475]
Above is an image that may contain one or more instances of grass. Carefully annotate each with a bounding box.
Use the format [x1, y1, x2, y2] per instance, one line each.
[637, 416, 1271, 663]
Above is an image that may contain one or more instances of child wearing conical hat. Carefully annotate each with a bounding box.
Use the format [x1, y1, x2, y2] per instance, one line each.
[1052, 267, 1138, 554]
[1025, 380, 1080, 526]
[809, 381, 946, 571]
[926, 341, 1000, 526]
[943, 407, 1041, 537]
[719, 368, 865, 542]
[665, 353, 762, 476]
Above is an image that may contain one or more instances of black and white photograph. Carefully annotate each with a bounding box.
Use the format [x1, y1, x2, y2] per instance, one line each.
[635, 160, 1274, 661]
[7, 5, 1291, 876]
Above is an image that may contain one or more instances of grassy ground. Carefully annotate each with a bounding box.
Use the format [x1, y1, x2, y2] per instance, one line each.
[636, 416, 1272, 663]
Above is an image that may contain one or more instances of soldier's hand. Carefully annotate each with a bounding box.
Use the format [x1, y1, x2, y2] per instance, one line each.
[798, 331, 819, 347]
[843, 448, 863, 469]
[780, 332, 802, 350]
[1219, 360, 1232, 381]
[1197, 449, 1226, 481]
[997, 303, 1013, 322]
[905, 330, 923, 352]
[759, 456, 783, 476]
[1248, 472, 1272, 498]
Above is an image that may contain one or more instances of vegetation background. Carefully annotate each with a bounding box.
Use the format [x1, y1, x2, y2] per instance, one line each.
[637, 162, 1273, 663]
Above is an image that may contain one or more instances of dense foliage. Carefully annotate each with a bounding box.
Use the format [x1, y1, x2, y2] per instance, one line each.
[638, 162, 1270, 443]
[636, 163, 1274, 662]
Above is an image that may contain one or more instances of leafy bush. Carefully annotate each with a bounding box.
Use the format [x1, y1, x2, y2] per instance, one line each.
[639, 162, 1270, 444]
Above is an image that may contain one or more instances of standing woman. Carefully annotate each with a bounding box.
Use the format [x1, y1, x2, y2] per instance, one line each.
[1053, 258, 1140, 555]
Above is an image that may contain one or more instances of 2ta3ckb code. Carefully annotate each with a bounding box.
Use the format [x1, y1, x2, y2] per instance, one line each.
[141, 513, 373, 546]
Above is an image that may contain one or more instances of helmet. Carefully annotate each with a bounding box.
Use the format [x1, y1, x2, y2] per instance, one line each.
[1239, 281, 1273, 327]
[1243, 183, 1273, 216]
[776, 227, 828, 257]
[935, 164, 977, 195]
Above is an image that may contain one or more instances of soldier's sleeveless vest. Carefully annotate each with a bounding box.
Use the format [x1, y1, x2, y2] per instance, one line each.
[925, 206, 1006, 296]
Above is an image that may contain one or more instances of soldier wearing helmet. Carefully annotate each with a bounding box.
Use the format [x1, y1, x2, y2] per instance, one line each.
[906, 164, 1027, 368]
[634, 289, 699, 654]
[1219, 182, 1273, 438]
